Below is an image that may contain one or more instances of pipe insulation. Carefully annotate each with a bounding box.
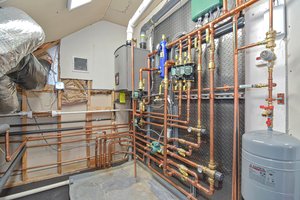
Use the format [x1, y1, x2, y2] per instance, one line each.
[126, 0, 154, 42]
[0, 7, 45, 77]
[0, 7, 48, 114]
[0, 180, 69, 200]
[0, 124, 9, 134]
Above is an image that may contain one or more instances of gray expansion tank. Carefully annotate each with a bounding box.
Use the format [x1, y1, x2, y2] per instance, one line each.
[242, 130, 300, 200]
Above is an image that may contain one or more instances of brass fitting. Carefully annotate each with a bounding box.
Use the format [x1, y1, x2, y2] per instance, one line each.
[266, 30, 277, 49]
[177, 148, 187, 157]
[206, 29, 210, 43]
[183, 52, 188, 64]
[254, 83, 269, 88]
[139, 101, 145, 112]
[202, 166, 216, 179]
[178, 80, 183, 90]
[159, 83, 163, 95]
[190, 127, 202, 133]
[174, 80, 179, 91]
[208, 161, 217, 170]
[208, 177, 215, 191]
[175, 55, 179, 65]
[209, 61, 215, 70]
[182, 80, 187, 91]
[138, 79, 145, 91]
[194, 37, 198, 49]
[178, 164, 189, 180]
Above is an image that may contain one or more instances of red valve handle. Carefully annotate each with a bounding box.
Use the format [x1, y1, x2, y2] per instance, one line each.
[260, 105, 274, 110]
[266, 118, 272, 127]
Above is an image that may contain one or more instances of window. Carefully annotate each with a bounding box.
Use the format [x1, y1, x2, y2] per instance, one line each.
[67, 0, 92, 11]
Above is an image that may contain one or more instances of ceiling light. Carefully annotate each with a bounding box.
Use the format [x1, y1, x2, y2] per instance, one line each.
[67, 0, 92, 11]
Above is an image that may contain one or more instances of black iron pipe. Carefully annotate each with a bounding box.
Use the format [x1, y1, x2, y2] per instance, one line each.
[9, 118, 112, 128]
[0, 146, 26, 192]
[0, 127, 84, 136]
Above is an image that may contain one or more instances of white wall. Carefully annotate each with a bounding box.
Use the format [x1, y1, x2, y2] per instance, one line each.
[244, 0, 287, 133]
[286, 0, 300, 139]
[60, 20, 126, 89]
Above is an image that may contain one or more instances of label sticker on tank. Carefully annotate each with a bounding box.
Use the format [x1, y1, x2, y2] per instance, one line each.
[249, 164, 275, 187]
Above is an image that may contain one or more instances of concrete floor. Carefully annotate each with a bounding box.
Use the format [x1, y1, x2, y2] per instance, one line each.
[69, 162, 180, 200]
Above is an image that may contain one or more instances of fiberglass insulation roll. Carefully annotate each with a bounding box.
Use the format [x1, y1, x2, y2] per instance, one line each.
[0, 7, 45, 77]
[0, 76, 19, 114]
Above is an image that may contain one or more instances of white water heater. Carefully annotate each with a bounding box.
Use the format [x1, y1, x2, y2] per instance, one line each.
[242, 130, 300, 200]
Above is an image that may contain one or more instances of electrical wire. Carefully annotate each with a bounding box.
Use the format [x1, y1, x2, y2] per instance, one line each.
[136, 124, 164, 142]
[25, 96, 100, 152]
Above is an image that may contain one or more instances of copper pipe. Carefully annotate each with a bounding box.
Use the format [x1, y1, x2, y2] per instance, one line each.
[137, 147, 212, 198]
[95, 138, 98, 167]
[165, 0, 260, 49]
[131, 41, 137, 177]
[187, 36, 192, 63]
[167, 167, 214, 196]
[135, 147, 196, 200]
[139, 68, 158, 85]
[108, 139, 133, 167]
[147, 157, 197, 200]
[27, 132, 131, 148]
[5, 131, 27, 162]
[237, 40, 266, 51]
[178, 80, 183, 117]
[197, 31, 203, 130]
[27, 126, 129, 141]
[232, 14, 240, 200]
[223, 0, 228, 13]
[269, 0, 273, 31]
[5, 130, 10, 162]
[179, 40, 183, 64]
[163, 60, 175, 175]
[208, 25, 216, 170]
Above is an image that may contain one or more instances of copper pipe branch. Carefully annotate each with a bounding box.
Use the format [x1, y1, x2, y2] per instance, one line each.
[5, 130, 27, 162]
[208, 24, 216, 170]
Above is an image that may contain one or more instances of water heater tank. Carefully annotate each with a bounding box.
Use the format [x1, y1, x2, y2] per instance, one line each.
[242, 130, 300, 200]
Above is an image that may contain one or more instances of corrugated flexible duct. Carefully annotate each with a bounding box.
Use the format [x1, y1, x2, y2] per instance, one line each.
[0, 7, 47, 114]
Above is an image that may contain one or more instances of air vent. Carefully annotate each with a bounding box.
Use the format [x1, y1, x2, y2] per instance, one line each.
[74, 57, 88, 72]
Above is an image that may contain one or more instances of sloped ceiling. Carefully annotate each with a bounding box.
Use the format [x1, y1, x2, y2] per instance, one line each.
[0, 0, 162, 42]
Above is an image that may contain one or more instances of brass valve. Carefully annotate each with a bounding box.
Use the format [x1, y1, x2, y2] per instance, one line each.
[138, 79, 145, 91]
[177, 148, 187, 157]
[139, 101, 145, 112]
[178, 164, 189, 181]
[173, 80, 179, 91]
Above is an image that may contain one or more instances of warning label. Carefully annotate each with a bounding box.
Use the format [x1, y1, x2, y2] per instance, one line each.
[249, 164, 275, 187]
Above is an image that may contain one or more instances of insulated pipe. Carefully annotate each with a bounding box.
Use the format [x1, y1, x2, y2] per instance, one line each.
[0, 124, 9, 134]
[9, 118, 112, 128]
[2, 127, 84, 136]
[0, 180, 69, 200]
[51, 109, 131, 117]
[127, 0, 154, 42]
